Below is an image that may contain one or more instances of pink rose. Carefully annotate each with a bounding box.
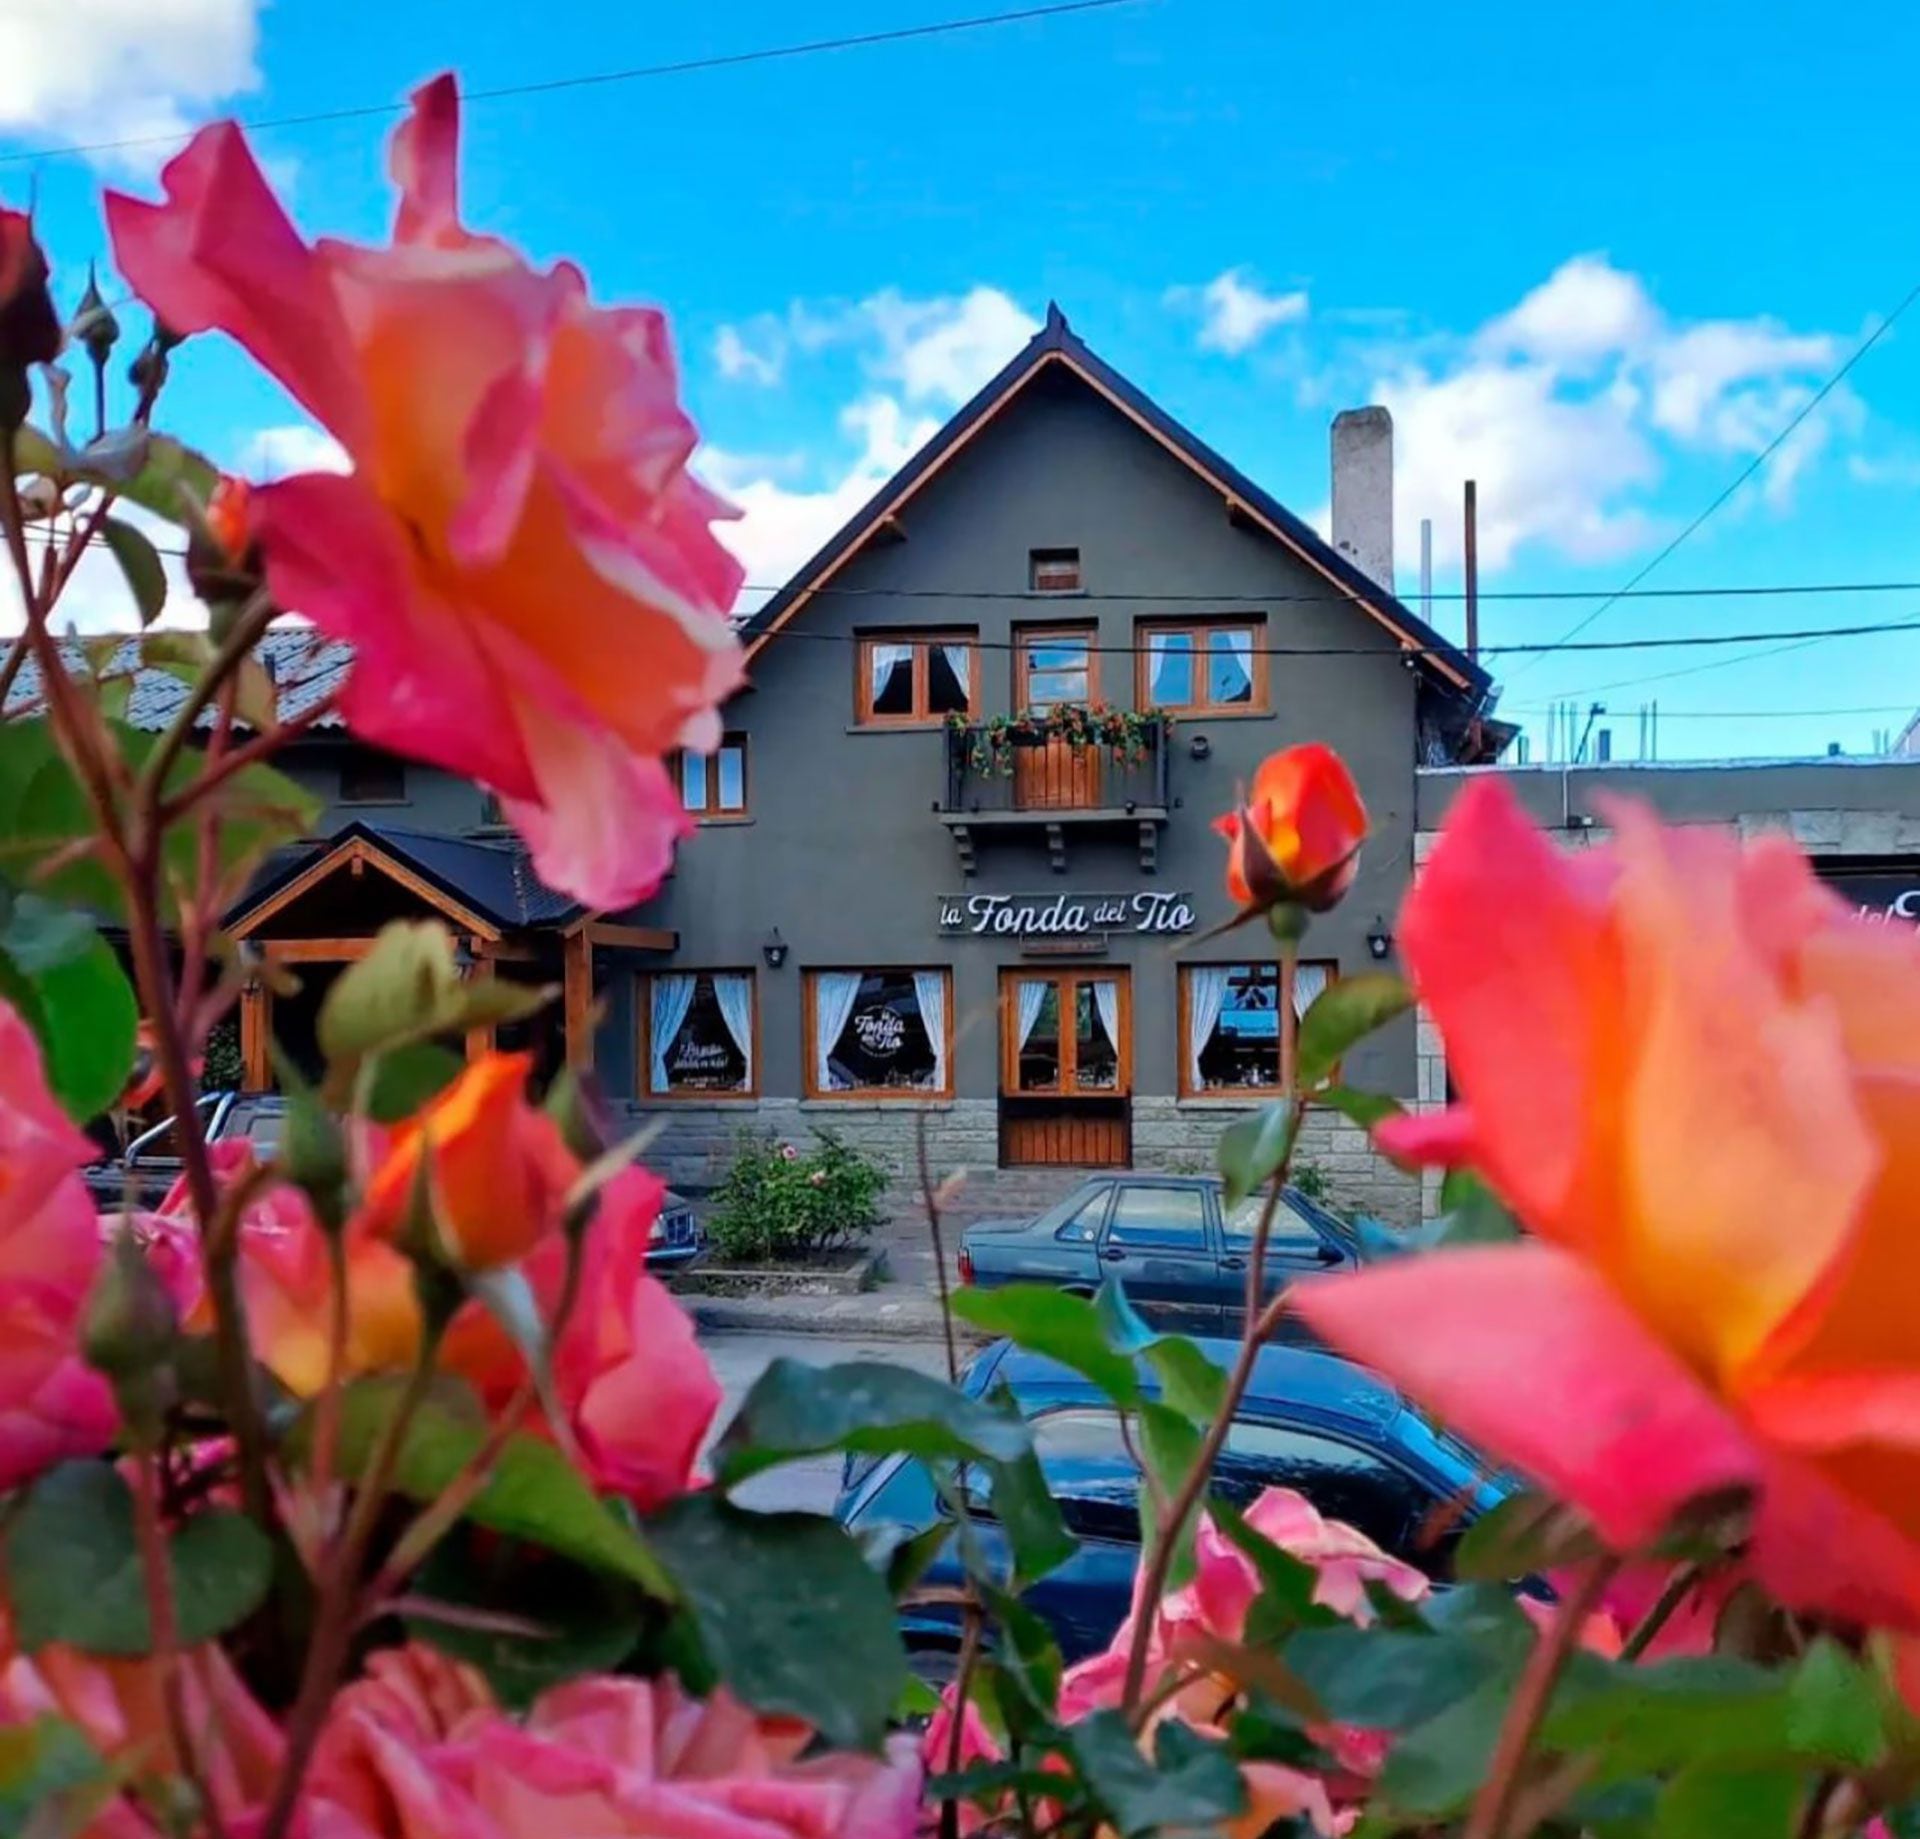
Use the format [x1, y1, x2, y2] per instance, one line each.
[444, 1167, 720, 1506]
[310, 1650, 922, 1839]
[0, 1000, 118, 1489]
[105, 75, 744, 909]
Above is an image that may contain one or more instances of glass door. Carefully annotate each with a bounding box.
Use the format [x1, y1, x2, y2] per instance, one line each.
[1014, 626, 1101, 810]
[1001, 970, 1130, 1097]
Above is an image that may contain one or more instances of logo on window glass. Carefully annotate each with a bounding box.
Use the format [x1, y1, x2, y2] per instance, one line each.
[850, 1006, 908, 1056]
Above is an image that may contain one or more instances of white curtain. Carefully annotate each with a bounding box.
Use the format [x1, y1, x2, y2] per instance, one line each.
[1147, 632, 1186, 702]
[813, 971, 863, 1091]
[870, 642, 913, 700]
[648, 974, 696, 1093]
[1218, 627, 1254, 699]
[938, 645, 972, 704]
[1015, 978, 1049, 1050]
[1185, 965, 1230, 1091]
[711, 974, 754, 1088]
[1091, 978, 1121, 1052]
[1292, 961, 1330, 1018]
[912, 971, 948, 1090]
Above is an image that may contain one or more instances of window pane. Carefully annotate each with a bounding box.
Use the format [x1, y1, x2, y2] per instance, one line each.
[868, 643, 915, 716]
[1108, 1185, 1210, 1249]
[1017, 984, 1061, 1090]
[1212, 1423, 1429, 1557]
[1053, 1187, 1111, 1243]
[1222, 1190, 1324, 1253]
[715, 743, 745, 812]
[825, 971, 939, 1093]
[680, 752, 708, 811]
[660, 976, 749, 1092]
[1075, 981, 1119, 1090]
[1024, 638, 1091, 710]
[1195, 963, 1280, 1091]
[927, 644, 972, 713]
[1208, 627, 1255, 704]
[1146, 631, 1194, 706]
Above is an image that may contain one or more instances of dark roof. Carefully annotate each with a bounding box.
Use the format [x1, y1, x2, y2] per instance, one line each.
[5, 630, 352, 732]
[739, 304, 1493, 706]
[225, 820, 583, 933]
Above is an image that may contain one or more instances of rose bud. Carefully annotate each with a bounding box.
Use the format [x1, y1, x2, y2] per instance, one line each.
[187, 475, 268, 632]
[0, 207, 60, 429]
[1214, 743, 1369, 921]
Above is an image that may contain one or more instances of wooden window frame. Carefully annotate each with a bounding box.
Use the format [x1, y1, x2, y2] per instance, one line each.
[1028, 547, 1083, 594]
[854, 631, 979, 728]
[677, 732, 751, 822]
[1135, 617, 1269, 716]
[1177, 959, 1338, 1098]
[637, 969, 760, 1102]
[998, 967, 1132, 1097]
[802, 967, 954, 1101]
[1014, 622, 1099, 714]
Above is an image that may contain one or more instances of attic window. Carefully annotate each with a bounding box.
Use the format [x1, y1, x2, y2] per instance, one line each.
[339, 754, 406, 805]
[1029, 548, 1082, 594]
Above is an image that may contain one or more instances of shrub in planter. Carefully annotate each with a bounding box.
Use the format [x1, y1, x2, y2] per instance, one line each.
[706, 1129, 889, 1265]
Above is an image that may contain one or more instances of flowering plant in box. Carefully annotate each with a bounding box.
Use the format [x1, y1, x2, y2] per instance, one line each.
[5, 64, 1920, 1839]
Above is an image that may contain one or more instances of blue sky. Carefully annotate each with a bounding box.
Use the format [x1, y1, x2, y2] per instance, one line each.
[8, 0, 1920, 760]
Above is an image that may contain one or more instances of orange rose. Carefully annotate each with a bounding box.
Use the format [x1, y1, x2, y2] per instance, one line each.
[1297, 780, 1920, 1629]
[1212, 743, 1368, 916]
[360, 1052, 575, 1271]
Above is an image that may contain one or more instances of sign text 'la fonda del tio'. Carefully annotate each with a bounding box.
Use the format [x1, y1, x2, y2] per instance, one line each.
[938, 891, 1196, 940]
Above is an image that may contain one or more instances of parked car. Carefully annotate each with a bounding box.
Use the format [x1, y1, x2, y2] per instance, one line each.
[836, 1336, 1507, 1669]
[958, 1173, 1356, 1333]
[87, 1091, 707, 1272]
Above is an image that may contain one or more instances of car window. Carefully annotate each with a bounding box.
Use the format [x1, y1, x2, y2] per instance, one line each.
[1221, 1190, 1325, 1254]
[965, 1409, 1137, 1541]
[239, 1109, 283, 1153]
[1107, 1185, 1209, 1252]
[1032, 1181, 1108, 1236]
[128, 1094, 220, 1162]
[1053, 1187, 1111, 1243]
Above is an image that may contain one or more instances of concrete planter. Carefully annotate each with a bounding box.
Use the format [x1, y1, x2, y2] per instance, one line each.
[672, 1246, 889, 1298]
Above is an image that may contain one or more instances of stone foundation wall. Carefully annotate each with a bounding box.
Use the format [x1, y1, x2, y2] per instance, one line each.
[633, 1095, 1419, 1225]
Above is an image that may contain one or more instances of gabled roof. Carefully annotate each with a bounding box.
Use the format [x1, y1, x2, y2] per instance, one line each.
[225, 821, 584, 938]
[738, 304, 1493, 703]
[6, 632, 352, 732]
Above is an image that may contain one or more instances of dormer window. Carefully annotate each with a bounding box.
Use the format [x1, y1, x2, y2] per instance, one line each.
[1029, 548, 1082, 594]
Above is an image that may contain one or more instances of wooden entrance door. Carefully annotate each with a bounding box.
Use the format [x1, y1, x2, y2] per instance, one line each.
[1000, 968, 1130, 1166]
[1014, 626, 1101, 810]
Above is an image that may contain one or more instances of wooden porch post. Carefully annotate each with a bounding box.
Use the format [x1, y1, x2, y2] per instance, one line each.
[563, 929, 594, 1071]
[463, 937, 496, 1063]
[239, 980, 271, 1092]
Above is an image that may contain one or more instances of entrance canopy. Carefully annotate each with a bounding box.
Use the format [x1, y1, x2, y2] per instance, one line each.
[222, 822, 674, 1089]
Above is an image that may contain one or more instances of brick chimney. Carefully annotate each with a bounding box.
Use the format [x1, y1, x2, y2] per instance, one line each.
[1330, 406, 1395, 595]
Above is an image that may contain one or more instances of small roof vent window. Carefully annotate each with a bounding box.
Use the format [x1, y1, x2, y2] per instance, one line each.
[1029, 548, 1082, 594]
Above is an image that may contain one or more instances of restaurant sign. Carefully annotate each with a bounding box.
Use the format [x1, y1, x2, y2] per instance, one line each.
[1821, 868, 1920, 926]
[938, 891, 1196, 940]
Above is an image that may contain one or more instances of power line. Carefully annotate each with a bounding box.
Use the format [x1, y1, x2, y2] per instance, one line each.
[1505, 276, 1920, 680]
[1509, 702, 1917, 721]
[0, 0, 1139, 168]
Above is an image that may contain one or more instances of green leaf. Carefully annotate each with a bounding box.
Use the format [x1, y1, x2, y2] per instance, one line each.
[363, 1043, 466, 1123]
[1378, 1673, 1514, 1816]
[1785, 1637, 1885, 1768]
[877, 1520, 955, 1598]
[100, 518, 167, 625]
[713, 1359, 1031, 1486]
[1208, 1496, 1338, 1647]
[1435, 1170, 1522, 1247]
[311, 1379, 673, 1596]
[1138, 1400, 1204, 1589]
[318, 921, 548, 1073]
[951, 1285, 1140, 1406]
[1297, 972, 1413, 1089]
[0, 931, 138, 1122]
[4, 1463, 271, 1657]
[1452, 1491, 1603, 1582]
[1216, 1099, 1296, 1208]
[1067, 1709, 1246, 1839]
[0, 892, 97, 974]
[408, 1535, 647, 1710]
[981, 1382, 1078, 1588]
[646, 1494, 906, 1751]
[1654, 1766, 1801, 1839]
[0, 1718, 110, 1839]
[114, 434, 220, 526]
[1315, 1084, 1406, 1130]
[1142, 1336, 1227, 1423]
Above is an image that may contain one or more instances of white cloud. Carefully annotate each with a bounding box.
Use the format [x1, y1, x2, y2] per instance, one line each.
[714, 323, 783, 388]
[0, 0, 261, 172]
[1168, 268, 1309, 356]
[1, 501, 197, 635]
[703, 288, 1036, 605]
[1350, 255, 1856, 574]
[240, 423, 350, 479]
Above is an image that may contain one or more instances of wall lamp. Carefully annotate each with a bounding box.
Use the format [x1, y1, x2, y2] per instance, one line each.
[1365, 916, 1393, 962]
[1188, 734, 1212, 761]
[761, 928, 790, 970]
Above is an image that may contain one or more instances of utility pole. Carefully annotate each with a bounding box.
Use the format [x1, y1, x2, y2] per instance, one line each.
[1419, 518, 1433, 627]
[1462, 481, 1479, 661]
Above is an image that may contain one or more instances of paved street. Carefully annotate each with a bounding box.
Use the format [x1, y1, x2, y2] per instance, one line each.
[703, 1331, 956, 1513]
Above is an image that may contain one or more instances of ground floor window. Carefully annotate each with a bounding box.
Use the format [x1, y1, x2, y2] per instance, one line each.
[1180, 960, 1334, 1095]
[807, 969, 950, 1096]
[643, 971, 756, 1097]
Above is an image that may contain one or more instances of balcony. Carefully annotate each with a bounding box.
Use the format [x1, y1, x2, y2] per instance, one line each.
[939, 714, 1172, 874]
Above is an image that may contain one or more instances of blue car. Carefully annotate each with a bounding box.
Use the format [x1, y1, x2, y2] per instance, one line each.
[835, 1336, 1506, 1669]
[957, 1174, 1358, 1334]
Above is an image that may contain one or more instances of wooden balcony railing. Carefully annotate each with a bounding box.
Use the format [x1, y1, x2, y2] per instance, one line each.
[942, 715, 1172, 817]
